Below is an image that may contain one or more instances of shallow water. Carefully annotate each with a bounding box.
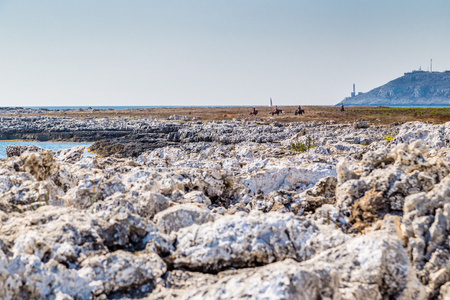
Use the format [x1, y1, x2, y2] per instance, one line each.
[0, 140, 94, 159]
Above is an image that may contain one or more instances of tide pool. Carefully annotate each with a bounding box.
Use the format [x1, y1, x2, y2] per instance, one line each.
[0, 141, 94, 159]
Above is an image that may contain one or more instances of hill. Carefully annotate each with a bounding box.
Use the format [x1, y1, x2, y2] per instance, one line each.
[339, 70, 450, 106]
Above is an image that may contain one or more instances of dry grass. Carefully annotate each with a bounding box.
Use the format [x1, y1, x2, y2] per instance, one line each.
[11, 106, 450, 125]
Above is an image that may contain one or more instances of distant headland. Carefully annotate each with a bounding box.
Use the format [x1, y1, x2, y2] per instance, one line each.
[338, 70, 450, 107]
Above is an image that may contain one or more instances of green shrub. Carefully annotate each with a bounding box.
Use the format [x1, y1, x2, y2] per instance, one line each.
[291, 136, 316, 152]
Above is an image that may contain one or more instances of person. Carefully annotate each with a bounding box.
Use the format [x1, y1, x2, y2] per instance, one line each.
[250, 107, 258, 115]
[295, 105, 304, 115]
[340, 103, 345, 112]
[270, 105, 282, 116]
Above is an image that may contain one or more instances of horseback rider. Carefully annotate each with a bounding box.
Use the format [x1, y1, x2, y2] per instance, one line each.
[295, 105, 304, 115]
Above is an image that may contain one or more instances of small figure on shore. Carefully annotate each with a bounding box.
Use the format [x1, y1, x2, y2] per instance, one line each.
[340, 103, 345, 112]
[270, 106, 282, 116]
[249, 107, 258, 116]
[295, 105, 305, 115]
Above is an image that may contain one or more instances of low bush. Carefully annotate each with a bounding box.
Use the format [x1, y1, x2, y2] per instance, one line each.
[383, 134, 394, 141]
[291, 136, 316, 152]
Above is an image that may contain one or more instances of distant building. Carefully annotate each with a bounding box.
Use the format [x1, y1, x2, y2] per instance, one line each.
[404, 70, 426, 75]
[351, 83, 356, 97]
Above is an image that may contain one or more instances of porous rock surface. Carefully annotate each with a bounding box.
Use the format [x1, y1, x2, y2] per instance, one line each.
[0, 120, 449, 299]
[6, 145, 44, 157]
[154, 223, 425, 300]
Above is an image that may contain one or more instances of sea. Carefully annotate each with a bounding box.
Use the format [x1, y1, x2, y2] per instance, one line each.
[0, 141, 94, 159]
[24, 106, 162, 110]
[0, 105, 447, 111]
[9, 106, 258, 110]
[17, 105, 450, 110]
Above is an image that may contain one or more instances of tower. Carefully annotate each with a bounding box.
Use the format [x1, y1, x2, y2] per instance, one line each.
[270, 98, 272, 107]
[351, 83, 356, 97]
[430, 59, 432, 72]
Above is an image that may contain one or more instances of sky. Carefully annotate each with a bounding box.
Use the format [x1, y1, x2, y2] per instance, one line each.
[1, 1, 449, 107]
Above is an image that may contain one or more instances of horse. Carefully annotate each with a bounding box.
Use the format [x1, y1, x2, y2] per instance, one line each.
[270, 110, 283, 116]
[295, 109, 305, 115]
[249, 110, 258, 116]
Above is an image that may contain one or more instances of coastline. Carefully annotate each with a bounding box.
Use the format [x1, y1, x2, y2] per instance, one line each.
[0, 108, 449, 298]
[0, 106, 448, 157]
[0, 105, 449, 126]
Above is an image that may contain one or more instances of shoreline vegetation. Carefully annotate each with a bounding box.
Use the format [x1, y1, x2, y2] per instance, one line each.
[1, 106, 449, 126]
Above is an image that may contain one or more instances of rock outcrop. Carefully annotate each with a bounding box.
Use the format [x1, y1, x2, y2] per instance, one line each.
[0, 120, 449, 299]
[6, 145, 44, 157]
[339, 70, 450, 106]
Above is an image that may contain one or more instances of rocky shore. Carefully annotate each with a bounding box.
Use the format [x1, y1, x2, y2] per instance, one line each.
[0, 116, 449, 299]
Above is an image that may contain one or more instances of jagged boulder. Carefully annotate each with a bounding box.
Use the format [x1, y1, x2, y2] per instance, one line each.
[0, 206, 172, 267]
[79, 248, 166, 296]
[154, 204, 213, 235]
[353, 120, 370, 129]
[402, 175, 450, 297]
[16, 150, 56, 181]
[55, 146, 86, 163]
[6, 145, 45, 158]
[394, 121, 450, 149]
[154, 226, 425, 299]
[170, 210, 349, 272]
[335, 141, 449, 231]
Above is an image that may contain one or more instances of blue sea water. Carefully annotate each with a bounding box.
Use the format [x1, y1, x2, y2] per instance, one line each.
[15, 106, 257, 110]
[0, 105, 447, 110]
[26, 105, 450, 110]
[0, 141, 94, 159]
[25, 106, 161, 110]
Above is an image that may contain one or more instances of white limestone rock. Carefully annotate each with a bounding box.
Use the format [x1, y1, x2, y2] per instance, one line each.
[0, 120, 448, 299]
[168, 115, 190, 121]
[238, 163, 336, 196]
[171, 210, 349, 272]
[403, 175, 450, 297]
[336, 141, 450, 221]
[439, 282, 450, 300]
[181, 190, 212, 206]
[6, 145, 45, 157]
[55, 146, 86, 163]
[154, 204, 213, 235]
[1, 253, 95, 299]
[0, 206, 172, 267]
[395, 121, 450, 149]
[353, 120, 370, 129]
[79, 249, 166, 295]
[155, 229, 425, 300]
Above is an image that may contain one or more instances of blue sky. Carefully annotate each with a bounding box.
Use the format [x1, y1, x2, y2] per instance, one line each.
[1, 1, 449, 107]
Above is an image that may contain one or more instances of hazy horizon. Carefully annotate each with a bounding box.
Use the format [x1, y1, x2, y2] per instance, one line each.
[1, 1, 449, 107]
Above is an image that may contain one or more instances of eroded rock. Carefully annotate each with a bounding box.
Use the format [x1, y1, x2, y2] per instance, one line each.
[154, 204, 213, 235]
[170, 211, 349, 272]
[6, 145, 45, 158]
[0, 120, 448, 299]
